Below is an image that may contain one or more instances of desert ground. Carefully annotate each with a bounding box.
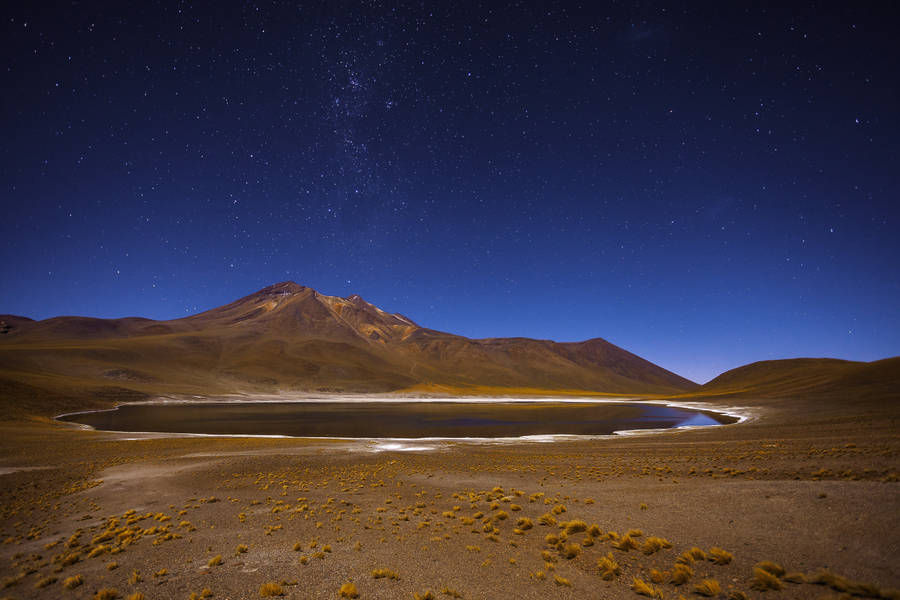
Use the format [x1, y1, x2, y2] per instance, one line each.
[0, 391, 898, 600]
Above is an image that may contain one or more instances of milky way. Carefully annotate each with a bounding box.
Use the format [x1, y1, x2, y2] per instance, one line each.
[2, 3, 898, 382]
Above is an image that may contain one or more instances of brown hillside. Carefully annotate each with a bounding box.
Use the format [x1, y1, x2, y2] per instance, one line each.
[0, 282, 697, 415]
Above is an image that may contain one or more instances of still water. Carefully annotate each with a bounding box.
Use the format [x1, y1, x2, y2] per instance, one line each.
[59, 401, 736, 439]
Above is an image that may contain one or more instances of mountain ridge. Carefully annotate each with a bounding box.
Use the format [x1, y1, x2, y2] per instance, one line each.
[0, 282, 697, 414]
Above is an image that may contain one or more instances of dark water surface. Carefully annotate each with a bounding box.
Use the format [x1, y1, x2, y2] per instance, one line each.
[59, 401, 736, 438]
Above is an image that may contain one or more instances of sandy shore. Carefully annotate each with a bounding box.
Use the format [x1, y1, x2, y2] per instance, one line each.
[0, 396, 898, 599]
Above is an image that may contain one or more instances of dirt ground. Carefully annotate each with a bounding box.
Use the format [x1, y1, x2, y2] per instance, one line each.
[0, 396, 898, 600]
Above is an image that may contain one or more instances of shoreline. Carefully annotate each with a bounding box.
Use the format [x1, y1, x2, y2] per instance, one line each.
[51, 394, 752, 445]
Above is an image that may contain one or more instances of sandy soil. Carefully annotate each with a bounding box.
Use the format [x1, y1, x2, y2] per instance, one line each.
[0, 397, 898, 600]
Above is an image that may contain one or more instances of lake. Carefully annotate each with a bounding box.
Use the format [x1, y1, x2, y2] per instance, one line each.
[58, 400, 737, 439]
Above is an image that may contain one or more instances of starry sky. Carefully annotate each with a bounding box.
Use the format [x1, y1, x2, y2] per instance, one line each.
[2, 2, 898, 383]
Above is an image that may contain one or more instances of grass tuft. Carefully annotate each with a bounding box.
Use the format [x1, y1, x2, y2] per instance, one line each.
[750, 567, 782, 591]
[553, 575, 571, 587]
[560, 543, 582, 559]
[694, 579, 722, 597]
[708, 547, 733, 565]
[236, 544, 248, 554]
[809, 570, 884, 597]
[339, 582, 359, 598]
[259, 582, 284, 597]
[94, 589, 120, 600]
[372, 568, 400, 580]
[63, 574, 84, 589]
[640, 536, 672, 555]
[631, 577, 663, 598]
[207, 554, 223, 567]
[783, 572, 805, 584]
[597, 553, 621, 580]
[755, 561, 785, 577]
[671, 563, 694, 585]
[414, 591, 435, 600]
[612, 535, 638, 551]
[126, 593, 145, 600]
[564, 520, 587, 534]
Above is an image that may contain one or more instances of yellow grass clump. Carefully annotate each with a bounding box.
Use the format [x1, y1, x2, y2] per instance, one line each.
[597, 553, 621, 580]
[236, 544, 248, 554]
[631, 577, 663, 598]
[35, 576, 58, 588]
[750, 567, 782, 591]
[560, 543, 582, 559]
[809, 570, 884, 597]
[128, 570, 142, 585]
[694, 579, 722, 596]
[649, 569, 669, 584]
[553, 575, 571, 587]
[207, 554, 223, 567]
[564, 520, 588, 534]
[372, 568, 400, 580]
[126, 593, 145, 600]
[94, 589, 120, 600]
[783, 572, 805, 583]
[640, 536, 672, 555]
[414, 590, 435, 600]
[613, 535, 638, 551]
[259, 582, 284, 597]
[671, 563, 694, 585]
[339, 582, 359, 598]
[708, 547, 733, 565]
[755, 561, 785, 577]
[63, 574, 84, 588]
[516, 517, 534, 530]
[538, 513, 557, 526]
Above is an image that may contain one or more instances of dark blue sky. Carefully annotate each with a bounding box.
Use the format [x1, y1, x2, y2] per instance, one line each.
[2, 2, 898, 383]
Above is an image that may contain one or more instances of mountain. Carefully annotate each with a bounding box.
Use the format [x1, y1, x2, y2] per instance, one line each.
[0, 282, 697, 414]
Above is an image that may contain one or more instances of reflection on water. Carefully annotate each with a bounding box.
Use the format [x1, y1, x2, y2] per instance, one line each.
[59, 401, 736, 439]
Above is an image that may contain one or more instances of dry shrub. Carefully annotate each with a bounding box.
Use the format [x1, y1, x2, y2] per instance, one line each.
[564, 520, 587, 534]
[750, 567, 783, 591]
[672, 563, 694, 585]
[538, 513, 557, 526]
[372, 568, 400, 580]
[649, 569, 669, 584]
[236, 544, 248, 554]
[35, 576, 57, 588]
[640, 536, 672, 555]
[259, 582, 284, 597]
[631, 577, 663, 598]
[63, 574, 84, 589]
[783, 572, 805, 583]
[560, 543, 582, 559]
[516, 517, 533, 530]
[613, 535, 638, 551]
[755, 561, 785, 577]
[708, 547, 733, 565]
[207, 555, 223, 567]
[339, 582, 359, 598]
[414, 590, 435, 600]
[694, 579, 722, 597]
[553, 575, 571, 587]
[597, 553, 621, 580]
[94, 589, 120, 600]
[809, 570, 883, 597]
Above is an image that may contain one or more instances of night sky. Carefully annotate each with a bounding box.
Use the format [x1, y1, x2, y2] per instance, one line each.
[3, 2, 898, 383]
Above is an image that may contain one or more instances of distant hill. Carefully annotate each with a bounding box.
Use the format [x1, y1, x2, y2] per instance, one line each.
[694, 357, 900, 405]
[0, 282, 698, 414]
